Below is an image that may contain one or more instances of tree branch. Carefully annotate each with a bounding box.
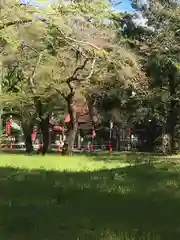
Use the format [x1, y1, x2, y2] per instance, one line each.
[55, 27, 102, 51]
[66, 58, 90, 92]
[28, 53, 42, 94]
[1, 18, 104, 54]
[0, 19, 32, 30]
[84, 58, 96, 80]
[39, 18, 103, 51]
[22, 43, 40, 53]
[55, 88, 67, 101]
[69, 58, 90, 80]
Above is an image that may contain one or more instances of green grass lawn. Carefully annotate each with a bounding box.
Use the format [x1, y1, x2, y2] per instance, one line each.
[0, 153, 180, 239]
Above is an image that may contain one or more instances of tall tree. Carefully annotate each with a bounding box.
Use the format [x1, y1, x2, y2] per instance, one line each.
[128, 0, 180, 152]
[1, 0, 143, 155]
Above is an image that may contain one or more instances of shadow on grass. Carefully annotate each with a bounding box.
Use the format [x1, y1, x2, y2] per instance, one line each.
[0, 163, 180, 239]
[89, 152, 166, 164]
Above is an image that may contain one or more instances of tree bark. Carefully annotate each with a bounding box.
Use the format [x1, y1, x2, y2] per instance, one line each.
[86, 96, 101, 127]
[63, 90, 77, 155]
[40, 116, 50, 155]
[35, 98, 50, 155]
[27, 53, 50, 155]
[66, 121, 78, 155]
[67, 98, 77, 155]
[22, 121, 33, 155]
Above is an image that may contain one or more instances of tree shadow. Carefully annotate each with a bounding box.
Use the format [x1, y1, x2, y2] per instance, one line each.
[0, 163, 180, 239]
[89, 151, 164, 164]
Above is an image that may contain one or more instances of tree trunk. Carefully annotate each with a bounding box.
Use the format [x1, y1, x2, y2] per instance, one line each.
[24, 134, 33, 154]
[35, 98, 50, 155]
[86, 96, 101, 127]
[40, 116, 49, 155]
[67, 121, 78, 155]
[162, 133, 171, 154]
[167, 104, 176, 153]
[64, 92, 77, 155]
[166, 73, 177, 153]
[22, 121, 33, 155]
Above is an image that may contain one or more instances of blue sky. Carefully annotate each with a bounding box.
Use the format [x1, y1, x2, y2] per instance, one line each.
[21, 0, 46, 6]
[114, 0, 134, 12]
[21, 0, 134, 12]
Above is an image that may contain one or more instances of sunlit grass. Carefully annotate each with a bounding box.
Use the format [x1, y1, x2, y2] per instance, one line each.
[0, 153, 180, 239]
[0, 154, 129, 171]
